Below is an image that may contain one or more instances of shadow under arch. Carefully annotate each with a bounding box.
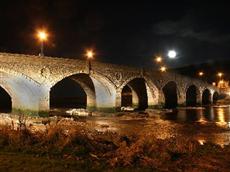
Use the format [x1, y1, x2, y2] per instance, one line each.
[186, 85, 198, 106]
[49, 72, 117, 111]
[119, 76, 158, 110]
[202, 89, 211, 105]
[162, 81, 178, 109]
[50, 73, 94, 109]
[213, 91, 219, 104]
[121, 78, 148, 110]
[0, 85, 12, 112]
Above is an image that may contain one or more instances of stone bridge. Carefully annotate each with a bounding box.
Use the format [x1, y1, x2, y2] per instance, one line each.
[0, 52, 219, 114]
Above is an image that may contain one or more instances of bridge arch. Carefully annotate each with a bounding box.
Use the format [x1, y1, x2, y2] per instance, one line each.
[117, 76, 158, 110]
[186, 85, 199, 106]
[50, 73, 95, 110]
[121, 78, 147, 110]
[162, 81, 178, 108]
[202, 89, 211, 105]
[49, 72, 117, 111]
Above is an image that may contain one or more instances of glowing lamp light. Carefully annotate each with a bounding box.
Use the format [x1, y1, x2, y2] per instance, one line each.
[198, 72, 204, 76]
[217, 72, 223, 78]
[168, 50, 177, 59]
[155, 56, 162, 63]
[160, 66, 167, 72]
[37, 30, 48, 42]
[86, 50, 94, 59]
[212, 82, 216, 86]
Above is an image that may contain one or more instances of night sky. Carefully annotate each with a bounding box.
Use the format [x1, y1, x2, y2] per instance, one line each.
[0, 1, 230, 68]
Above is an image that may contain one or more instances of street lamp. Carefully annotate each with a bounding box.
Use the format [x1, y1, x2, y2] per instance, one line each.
[86, 49, 94, 60]
[217, 72, 223, 78]
[155, 56, 162, 63]
[37, 30, 48, 56]
[198, 71, 204, 77]
[85, 49, 95, 72]
[160, 66, 167, 72]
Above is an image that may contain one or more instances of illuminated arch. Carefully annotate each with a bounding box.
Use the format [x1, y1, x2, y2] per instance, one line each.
[49, 72, 117, 111]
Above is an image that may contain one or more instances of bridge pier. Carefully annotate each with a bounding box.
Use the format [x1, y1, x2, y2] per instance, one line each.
[178, 91, 186, 106]
[197, 92, 202, 105]
[91, 77, 117, 112]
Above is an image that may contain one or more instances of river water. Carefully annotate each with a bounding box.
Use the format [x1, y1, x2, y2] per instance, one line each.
[42, 106, 230, 147]
[80, 105, 230, 147]
[162, 106, 230, 124]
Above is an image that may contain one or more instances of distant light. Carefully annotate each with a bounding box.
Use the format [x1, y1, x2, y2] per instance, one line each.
[217, 72, 223, 78]
[37, 30, 48, 42]
[198, 71, 204, 76]
[168, 50, 177, 59]
[86, 49, 94, 59]
[212, 82, 216, 86]
[155, 56, 162, 63]
[160, 66, 167, 72]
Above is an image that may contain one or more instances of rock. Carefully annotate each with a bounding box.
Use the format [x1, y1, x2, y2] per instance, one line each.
[66, 108, 91, 116]
[121, 106, 134, 112]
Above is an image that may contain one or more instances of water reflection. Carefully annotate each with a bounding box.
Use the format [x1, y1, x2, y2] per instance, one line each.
[162, 106, 230, 125]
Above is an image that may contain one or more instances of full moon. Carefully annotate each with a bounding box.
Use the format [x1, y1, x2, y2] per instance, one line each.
[168, 50, 177, 59]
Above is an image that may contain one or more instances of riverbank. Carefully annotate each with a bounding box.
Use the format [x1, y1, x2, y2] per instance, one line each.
[0, 111, 229, 171]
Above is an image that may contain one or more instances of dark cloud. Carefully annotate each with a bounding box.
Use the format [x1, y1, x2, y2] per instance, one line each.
[153, 15, 230, 45]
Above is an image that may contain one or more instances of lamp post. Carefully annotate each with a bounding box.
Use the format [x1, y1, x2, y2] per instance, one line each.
[217, 72, 223, 79]
[198, 71, 204, 77]
[37, 30, 48, 56]
[86, 49, 94, 73]
[155, 56, 162, 63]
[217, 72, 224, 88]
[160, 66, 167, 72]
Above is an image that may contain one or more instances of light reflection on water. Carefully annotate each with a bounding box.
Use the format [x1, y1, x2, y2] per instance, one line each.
[162, 106, 230, 146]
[162, 106, 230, 125]
[8, 106, 230, 147]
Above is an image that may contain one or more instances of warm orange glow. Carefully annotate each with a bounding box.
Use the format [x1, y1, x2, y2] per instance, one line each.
[160, 66, 166, 72]
[198, 71, 204, 76]
[197, 139, 206, 145]
[37, 30, 48, 41]
[217, 72, 223, 78]
[219, 80, 224, 84]
[86, 49, 94, 59]
[155, 56, 162, 63]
